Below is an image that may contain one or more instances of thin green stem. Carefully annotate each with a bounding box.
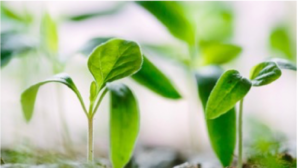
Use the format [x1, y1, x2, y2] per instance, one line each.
[92, 88, 108, 117]
[87, 117, 94, 162]
[238, 98, 244, 168]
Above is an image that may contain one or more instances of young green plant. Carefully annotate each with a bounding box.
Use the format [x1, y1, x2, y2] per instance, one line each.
[205, 58, 296, 168]
[21, 38, 143, 168]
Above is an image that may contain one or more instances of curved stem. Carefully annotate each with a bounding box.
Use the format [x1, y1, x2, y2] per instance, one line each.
[238, 98, 244, 168]
[92, 88, 108, 117]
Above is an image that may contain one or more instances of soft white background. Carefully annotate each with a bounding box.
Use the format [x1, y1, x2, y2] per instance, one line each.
[1, 1, 297, 160]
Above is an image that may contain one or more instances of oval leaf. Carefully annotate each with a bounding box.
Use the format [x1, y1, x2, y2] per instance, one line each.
[199, 41, 242, 65]
[206, 70, 251, 119]
[87, 38, 143, 90]
[21, 73, 83, 122]
[136, 1, 195, 45]
[269, 58, 297, 71]
[132, 56, 181, 99]
[195, 66, 236, 167]
[250, 61, 282, 86]
[108, 83, 139, 168]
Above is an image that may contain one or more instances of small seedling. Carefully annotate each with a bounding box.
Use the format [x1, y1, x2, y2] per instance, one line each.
[21, 38, 143, 168]
[205, 58, 296, 168]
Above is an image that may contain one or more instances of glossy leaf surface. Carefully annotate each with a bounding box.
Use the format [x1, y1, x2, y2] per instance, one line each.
[195, 66, 236, 167]
[132, 56, 181, 99]
[21, 73, 84, 122]
[88, 39, 143, 90]
[108, 83, 139, 168]
[206, 70, 251, 119]
[250, 61, 282, 86]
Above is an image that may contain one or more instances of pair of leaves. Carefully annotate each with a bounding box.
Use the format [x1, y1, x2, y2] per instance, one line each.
[82, 37, 181, 99]
[195, 66, 236, 167]
[136, 1, 195, 45]
[199, 41, 242, 65]
[206, 59, 296, 120]
[21, 39, 143, 168]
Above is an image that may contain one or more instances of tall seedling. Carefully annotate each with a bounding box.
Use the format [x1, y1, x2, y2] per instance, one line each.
[205, 59, 296, 168]
[21, 39, 143, 168]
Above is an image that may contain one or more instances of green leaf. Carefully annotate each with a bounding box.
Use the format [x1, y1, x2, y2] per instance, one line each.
[87, 38, 143, 90]
[200, 41, 242, 65]
[132, 56, 181, 99]
[1, 31, 34, 67]
[193, 2, 234, 41]
[108, 83, 139, 168]
[250, 61, 282, 86]
[136, 1, 195, 44]
[206, 70, 251, 119]
[1, 5, 32, 24]
[270, 26, 295, 61]
[195, 66, 236, 167]
[269, 58, 297, 71]
[68, 2, 126, 21]
[41, 13, 58, 54]
[21, 73, 84, 122]
[80, 37, 112, 56]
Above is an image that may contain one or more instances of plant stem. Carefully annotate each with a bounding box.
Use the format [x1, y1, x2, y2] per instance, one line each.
[88, 117, 94, 162]
[238, 98, 244, 168]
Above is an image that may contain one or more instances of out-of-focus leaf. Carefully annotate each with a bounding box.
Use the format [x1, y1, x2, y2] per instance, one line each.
[1, 31, 34, 67]
[132, 56, 181, 99]
[195, 66, 236, 167]
[200, 41, 242, 65]
[250, 61, 282, 86]
[141, 44, 190, 66]
[186, 2, 233, 41]
[206, 70, 251, 119]
[20, 73, 84, 122]
[136, 1, 195, 45]
[88, 38, 143, 91]
[108, 83, 139, 168]
[1, 5, 32, 24]
[68, 3, 126, 21]
[269, 58, 297, 71]
[41, 13, 58, 54]
[80, 37, 112, 56]
[270, 26, 296, 61]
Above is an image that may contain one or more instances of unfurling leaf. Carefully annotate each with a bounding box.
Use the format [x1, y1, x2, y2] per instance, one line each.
[20, 73, 84, 122]
[108, 83, 139, 168]
[136, 1, 195, 45]
[250, 61, 282, 86]
[206, 70, 251, 119]
[132, 56, 181, 99]
[195, 66, 236, 167]
[88, 38, 143, 91]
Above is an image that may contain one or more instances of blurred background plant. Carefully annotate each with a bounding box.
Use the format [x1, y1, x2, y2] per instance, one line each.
[1, 1, 296, 168]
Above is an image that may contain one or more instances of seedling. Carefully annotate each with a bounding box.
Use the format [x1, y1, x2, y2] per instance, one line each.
[21, 38, 144, 168]
[205, 58, 296, 168]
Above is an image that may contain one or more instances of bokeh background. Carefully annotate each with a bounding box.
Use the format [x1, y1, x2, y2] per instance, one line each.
[1, 1, 297, 166]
